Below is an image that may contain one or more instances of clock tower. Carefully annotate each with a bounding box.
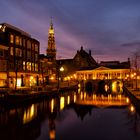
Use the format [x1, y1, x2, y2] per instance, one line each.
[46, 20, 56, 61]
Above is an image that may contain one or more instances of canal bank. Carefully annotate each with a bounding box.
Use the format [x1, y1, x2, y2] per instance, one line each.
[0, 84, 78, 108]
[124, 87, 140, 115]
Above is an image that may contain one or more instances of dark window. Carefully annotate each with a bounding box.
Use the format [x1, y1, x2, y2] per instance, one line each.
[0, 50, 3, 57]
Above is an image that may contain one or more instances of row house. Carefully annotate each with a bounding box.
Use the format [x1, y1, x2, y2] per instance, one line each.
[0, 23, 40, 88]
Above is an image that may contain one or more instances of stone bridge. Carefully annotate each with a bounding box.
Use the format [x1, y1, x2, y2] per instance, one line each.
[78, 79, 124, 94]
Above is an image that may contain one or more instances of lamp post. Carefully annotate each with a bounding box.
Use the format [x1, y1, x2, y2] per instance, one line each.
[131, 73, 134, 89]
[60, 66, 64, 81]
[57, 66, 64, 89]
[134, 72, 138, 90]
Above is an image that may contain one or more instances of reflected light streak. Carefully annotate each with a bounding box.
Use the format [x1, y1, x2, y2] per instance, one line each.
[78, 84, 81, 88]
[60, 97, 65, 110]
[67, 96, 70, 105]
[118, 94, 122, 100]
[23, 104, 37, 124]
[130, 104, 135, 113]
[84, 92, 86, 99]
[74, 94, 76, 103]
[112, 82, 117, 92]
[76, 94, 130, 107]
[50, 130, 55, 140]
[51, 99, 54, 113]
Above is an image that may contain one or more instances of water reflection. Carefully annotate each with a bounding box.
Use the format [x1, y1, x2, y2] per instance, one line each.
[23, 104, 37, 124]
[76, 93, 129, 107]
[129, 104, 135, 114]
[96, 80, 123, 94]
[0, 88, 140, 140]
[111, 81, 123, 93]
[60, 97, 65, 110]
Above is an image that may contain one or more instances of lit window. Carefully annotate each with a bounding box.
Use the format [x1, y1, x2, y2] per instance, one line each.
[15, 48, 22, 57]
[35, 64, 38, 71]
[10, 34, 14, 43]
[32, 63, 35, 71]
[23, 61, 26, 70]
[17, 79, 21, 87]
[15, 36, 20, 45]
[10, 47, 14, 56]
[27, 62, 31, 71]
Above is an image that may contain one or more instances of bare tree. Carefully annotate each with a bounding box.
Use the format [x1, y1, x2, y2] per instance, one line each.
[131, 50, 140, 90]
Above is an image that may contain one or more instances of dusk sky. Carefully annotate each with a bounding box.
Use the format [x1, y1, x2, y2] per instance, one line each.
[1, 0, 140, 62]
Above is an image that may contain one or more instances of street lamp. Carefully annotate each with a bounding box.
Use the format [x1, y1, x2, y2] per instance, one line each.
[134, 72, 138, 90]
[57, 66, 64, 89]
[60, 66, 64, 72]
[60, 66, 64, 82]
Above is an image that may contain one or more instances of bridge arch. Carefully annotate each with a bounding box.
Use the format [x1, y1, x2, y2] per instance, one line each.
[79, 79, 124, 94]
[111, 80, 123, 93]
[85, 80, 95, 93]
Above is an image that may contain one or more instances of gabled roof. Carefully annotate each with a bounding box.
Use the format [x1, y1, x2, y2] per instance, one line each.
[73, 46, 97, 65]
[94, 66, 111, 70]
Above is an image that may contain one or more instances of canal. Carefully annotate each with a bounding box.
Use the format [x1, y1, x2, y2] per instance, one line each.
[0, 84, 140, 140]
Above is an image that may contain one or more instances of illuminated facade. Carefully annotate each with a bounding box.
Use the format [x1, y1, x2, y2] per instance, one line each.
[76, 66, 130, 80]
[39, 54, 56, 84]
[0, 23, 40, 88]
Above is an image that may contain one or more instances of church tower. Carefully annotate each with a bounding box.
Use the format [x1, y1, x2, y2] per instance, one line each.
[46, 20, 56, 61]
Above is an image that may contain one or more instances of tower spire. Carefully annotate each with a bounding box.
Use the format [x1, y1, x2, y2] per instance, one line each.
[46, 18, 56, 61]
[49, 17, 54, 33]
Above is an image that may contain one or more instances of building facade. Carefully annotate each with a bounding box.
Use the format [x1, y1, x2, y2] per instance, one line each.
[76, 60, 130, 80]
[56, 46, 98, 79]
[73, 46, 98, 69]
[0, 23, 40, 88]
[76, 66, 130, 80]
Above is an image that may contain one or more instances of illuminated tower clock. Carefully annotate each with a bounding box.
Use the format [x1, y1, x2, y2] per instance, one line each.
[46, 20, 56, 61]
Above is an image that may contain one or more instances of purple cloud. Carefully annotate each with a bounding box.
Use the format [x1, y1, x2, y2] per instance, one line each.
[1, 0, 140, 62]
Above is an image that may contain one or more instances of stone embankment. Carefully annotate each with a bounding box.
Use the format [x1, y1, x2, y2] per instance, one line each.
[0, 83, 78, 108]
[124, 87, 140, 115]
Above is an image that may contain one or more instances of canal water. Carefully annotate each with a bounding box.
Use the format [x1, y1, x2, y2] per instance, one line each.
[0, 85, 140, 140]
